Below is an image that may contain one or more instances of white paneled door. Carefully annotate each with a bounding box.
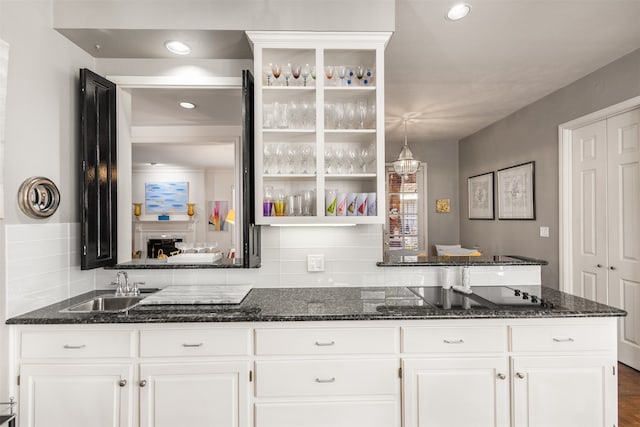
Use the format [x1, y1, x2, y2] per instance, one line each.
[606, 108, 640, 368]
[571, 107, 640, 369]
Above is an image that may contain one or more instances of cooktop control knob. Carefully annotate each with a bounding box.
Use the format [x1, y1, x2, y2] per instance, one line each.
[514, 290, 521, 296]
[531, 295, 538, 303]
[522, 292, 529, 300]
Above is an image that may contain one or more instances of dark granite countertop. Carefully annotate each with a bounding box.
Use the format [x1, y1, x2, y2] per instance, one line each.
[0, 415, 15, 426]
[377, 254, 548, 267]
[6, 286, 625, 325]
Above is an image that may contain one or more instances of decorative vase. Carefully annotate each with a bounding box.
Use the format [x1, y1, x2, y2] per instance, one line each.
[133, 203, 142, 217]
[187, 203, 195, 217]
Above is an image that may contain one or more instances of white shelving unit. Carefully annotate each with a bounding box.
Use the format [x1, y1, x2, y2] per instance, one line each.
[247, 31, 391, 225]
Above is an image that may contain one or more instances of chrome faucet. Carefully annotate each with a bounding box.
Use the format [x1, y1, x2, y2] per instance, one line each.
[115, 271, 129, 296]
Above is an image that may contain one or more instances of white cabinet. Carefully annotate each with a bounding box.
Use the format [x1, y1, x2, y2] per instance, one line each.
[246, 31, 391, 225]
[511, 356, 617, 427]
[253, 326, 400, 427]
[402, 357, 510, 427]
[139, 362, 249, 427]
[19, 364, 133, 427]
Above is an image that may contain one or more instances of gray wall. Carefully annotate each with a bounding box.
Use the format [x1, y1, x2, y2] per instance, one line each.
[386, 138, 460, 253]
[459, 48, 640, 288]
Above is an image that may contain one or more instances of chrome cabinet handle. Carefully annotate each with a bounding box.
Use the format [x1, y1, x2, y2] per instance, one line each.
[515, 372, 525, 379]
[610, 266, 616, 270]
[596, 264, 602, 268]
[443, 339, 464, 344]
[118, 379, 127, 387]
[314, 340, 335, 346]
[497, 373, 506, 380]
[552, 337, 574, 343]
[63, 344, 86, 349]
[139, 380, 147, 387]
[315, 377, 336, 383]
[182, 343, 204, 348]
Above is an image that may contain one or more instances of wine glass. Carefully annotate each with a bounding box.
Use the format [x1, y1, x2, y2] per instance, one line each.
[324, 146, 335, 174]
[264, 64, 274, 86]
[301, 64, 311, 87]
[336, 65, 347, 86]
[324, 66, 334, 85]
[347, 146, 357, 174]
[355, 65, 365, 84]
[284, 64, 292, 86]
[271, 63, 282, 84]
[291, 63, 301, 84]
[311, 65, 316, 82]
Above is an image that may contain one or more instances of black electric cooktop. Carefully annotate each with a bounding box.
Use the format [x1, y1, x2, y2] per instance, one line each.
[403, 285, 554, 310]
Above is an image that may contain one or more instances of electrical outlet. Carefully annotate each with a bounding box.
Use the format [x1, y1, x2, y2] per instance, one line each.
[307, 254, 325, 272]
[540, 226, 550, 238]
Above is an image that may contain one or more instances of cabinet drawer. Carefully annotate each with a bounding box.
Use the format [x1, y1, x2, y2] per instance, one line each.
[255, 327, 396, 355]
[21, 330, 134, 359]
[402, 326, 506, 353]
[510, 324, 615, 352]
[256, 359, 397, 397]
[255, 401, 399, 427]
[140, 328, 250, 357]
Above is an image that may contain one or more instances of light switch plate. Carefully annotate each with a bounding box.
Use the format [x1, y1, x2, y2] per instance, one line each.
[307, 254, 325, 272]
[540, 226, 549, 238]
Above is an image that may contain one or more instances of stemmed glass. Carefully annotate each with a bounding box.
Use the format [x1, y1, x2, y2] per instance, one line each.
[301, 64, 311, 87]
[324, 66, 334, 85]
[336, 66, 347, 86]
[291, 63, 301, 85]
[271, 63, 282, 85]
[264, 64, 274, 86]
[324, 146, 335, 174]
[283, 64, 292, 86]
[311, 66, 316, 82]
[347, 146, 358, 174]
[355, 65, 365, 85]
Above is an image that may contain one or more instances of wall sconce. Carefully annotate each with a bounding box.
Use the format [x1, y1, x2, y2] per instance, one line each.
[133, 203, 142, 217]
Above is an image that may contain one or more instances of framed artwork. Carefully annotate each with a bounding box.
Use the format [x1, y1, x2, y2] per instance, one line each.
[468, 172, 494, 219]
[208, 200, 229, 231]
[497, 161, 535, 220]
[144, 181, 189, 214]
[436, 199, 451, 213]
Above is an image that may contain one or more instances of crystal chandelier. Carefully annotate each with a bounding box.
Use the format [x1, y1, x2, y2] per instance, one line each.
[393, 119, 420, 177]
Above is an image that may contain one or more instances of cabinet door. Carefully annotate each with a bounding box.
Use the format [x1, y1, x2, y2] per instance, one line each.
[402, 357, 509, 427]
[139, 362, 249, 427]
[511, 356, 617, 427]
[19, 364, 133, 427]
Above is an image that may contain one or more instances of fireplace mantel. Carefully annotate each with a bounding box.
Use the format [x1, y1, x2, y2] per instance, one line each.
[133, 219, 196, 258]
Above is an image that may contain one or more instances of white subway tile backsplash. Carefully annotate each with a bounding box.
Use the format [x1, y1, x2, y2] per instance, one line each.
[6, 223, 68, 242]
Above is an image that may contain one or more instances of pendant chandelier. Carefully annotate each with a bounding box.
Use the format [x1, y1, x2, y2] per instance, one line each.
[393, 119, 420, 177]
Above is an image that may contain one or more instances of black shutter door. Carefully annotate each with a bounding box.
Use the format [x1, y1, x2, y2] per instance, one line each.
[80, 68, 117, 270]
[241, 69, 261, 268]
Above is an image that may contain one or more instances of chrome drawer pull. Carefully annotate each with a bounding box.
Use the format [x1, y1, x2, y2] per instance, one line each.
[552, 337, 574, 343]
[182, 343, 204, 347]
[515, 372, 526, 379]
[315, 377, 336, 383]
[118, 379, 127, 387]
[497, 373, 506, 380]
[443, 339, 464, 344]
[63, 344, 86, 349]
[139, 380, 147, 387]
[314, 340, 335, 346]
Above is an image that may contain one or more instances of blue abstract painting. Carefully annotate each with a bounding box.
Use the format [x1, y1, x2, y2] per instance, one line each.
[145, 182, 189, 213]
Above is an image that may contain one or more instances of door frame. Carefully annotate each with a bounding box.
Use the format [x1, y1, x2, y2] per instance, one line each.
[106, 75, 243, 263]
[558, 95, 640, 294]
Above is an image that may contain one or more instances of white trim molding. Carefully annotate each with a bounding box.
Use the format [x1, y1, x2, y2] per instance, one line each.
[558, 95, 640, 294]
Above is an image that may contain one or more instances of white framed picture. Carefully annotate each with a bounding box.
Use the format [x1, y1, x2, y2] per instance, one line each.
[467, 171, 494, 220]
[497, 161, 535, 220]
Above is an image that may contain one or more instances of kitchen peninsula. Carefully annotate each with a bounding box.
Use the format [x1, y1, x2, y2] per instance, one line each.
[7, 285, 625, 427]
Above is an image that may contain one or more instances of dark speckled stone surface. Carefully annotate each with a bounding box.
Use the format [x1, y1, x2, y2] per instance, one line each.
[377, 254, 548, 267]
[5, 286, 625, 325]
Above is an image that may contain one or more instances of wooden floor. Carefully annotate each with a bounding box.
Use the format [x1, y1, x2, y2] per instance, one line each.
[619, 363, 640, 427]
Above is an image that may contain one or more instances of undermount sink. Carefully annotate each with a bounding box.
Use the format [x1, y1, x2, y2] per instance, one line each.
[61, 296, 145, 313]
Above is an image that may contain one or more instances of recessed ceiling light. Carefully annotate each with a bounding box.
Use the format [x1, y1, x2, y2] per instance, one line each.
[165, 40, 191, 55]
[446, 3, 472, 20]
[179, 101, 196, 109]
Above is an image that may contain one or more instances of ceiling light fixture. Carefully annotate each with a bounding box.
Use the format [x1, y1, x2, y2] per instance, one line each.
[165, 40, 191, 55]
[393, 119, 420, 178]
[446, 3, 472, 21]
[179, 101, 196, 109]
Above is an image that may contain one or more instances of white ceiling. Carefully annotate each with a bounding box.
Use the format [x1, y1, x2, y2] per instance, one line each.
[70, 0, 640, 154]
